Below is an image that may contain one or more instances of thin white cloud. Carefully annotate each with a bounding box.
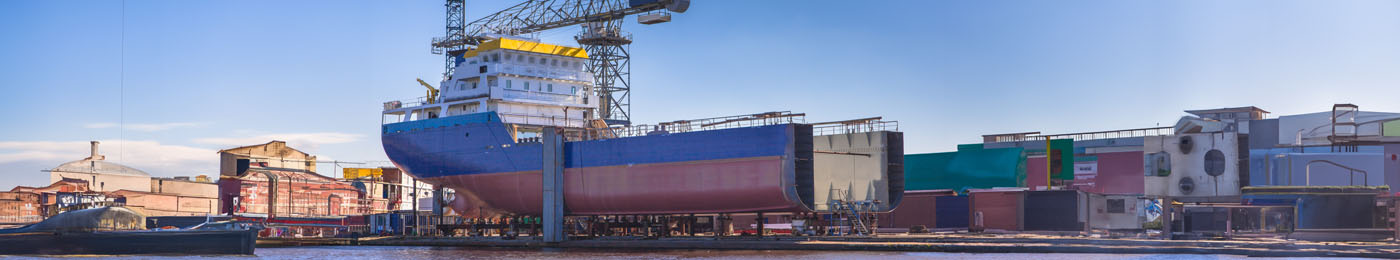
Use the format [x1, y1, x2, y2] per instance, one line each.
[194, 132, 363, 152]
[83, 122, 206, 132]
[0, 140, 219, 177]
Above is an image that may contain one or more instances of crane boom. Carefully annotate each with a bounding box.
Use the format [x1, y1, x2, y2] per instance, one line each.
[431, 0, 687, 53]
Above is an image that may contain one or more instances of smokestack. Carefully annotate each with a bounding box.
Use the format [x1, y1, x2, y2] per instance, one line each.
[88, 141, 105, 160]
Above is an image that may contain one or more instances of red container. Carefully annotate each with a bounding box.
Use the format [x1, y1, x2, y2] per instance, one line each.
[969, 189, 1024, 231]
[876, 190, 954, 231]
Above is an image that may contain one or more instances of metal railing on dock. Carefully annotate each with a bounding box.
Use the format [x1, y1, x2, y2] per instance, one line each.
[587, 111, 807, 140]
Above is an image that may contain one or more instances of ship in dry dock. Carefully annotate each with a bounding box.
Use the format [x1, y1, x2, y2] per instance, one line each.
[381, 37, 904, 218]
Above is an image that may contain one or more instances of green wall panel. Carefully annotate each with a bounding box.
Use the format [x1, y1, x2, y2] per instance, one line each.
[905, 147, 1026, 193]
[1385, 120, 1400, 137]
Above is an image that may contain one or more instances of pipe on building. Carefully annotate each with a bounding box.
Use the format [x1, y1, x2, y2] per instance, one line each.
[1304, 159, 1368, 186]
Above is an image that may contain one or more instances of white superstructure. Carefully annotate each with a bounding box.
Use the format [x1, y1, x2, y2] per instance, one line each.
[384, 37, 597, 132]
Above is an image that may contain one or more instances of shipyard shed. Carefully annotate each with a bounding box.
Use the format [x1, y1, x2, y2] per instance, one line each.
[874, 190, 954, 232]
[1088, 193, 1145, 230]
[969, 189, 1024, 231]
[934, 195, 970, 229]
[218, 141, 318, 177]
[1022, 190, 1087, 231]
[987, 133, 1152, 194]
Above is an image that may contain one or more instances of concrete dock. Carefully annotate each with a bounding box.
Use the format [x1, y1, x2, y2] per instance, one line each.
[352, 233, 1400, 258]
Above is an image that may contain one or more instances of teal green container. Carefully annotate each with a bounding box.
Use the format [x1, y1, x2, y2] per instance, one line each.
[904, 147, 1027, 193]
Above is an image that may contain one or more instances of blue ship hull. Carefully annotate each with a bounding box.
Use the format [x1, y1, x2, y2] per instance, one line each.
[381, 112, 816, 216]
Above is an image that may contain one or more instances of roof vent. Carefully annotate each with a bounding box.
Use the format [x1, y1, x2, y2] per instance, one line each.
[87, 141, 105, 161]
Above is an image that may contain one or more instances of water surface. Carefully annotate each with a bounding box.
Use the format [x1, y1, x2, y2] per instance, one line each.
[5, 246, 1370, 259]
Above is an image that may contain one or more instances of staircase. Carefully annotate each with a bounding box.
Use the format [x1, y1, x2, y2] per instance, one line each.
[828, 189, 872, 236]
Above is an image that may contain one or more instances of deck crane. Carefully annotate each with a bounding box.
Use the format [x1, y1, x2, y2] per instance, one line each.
[415, 78, 440, 104]
[431, 0, 691, 126]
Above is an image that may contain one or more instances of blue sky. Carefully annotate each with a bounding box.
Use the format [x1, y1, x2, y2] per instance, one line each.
[2, 0, 1399, 189]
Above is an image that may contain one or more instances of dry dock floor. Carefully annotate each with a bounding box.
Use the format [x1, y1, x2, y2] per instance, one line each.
[350, 233, 1400, 258]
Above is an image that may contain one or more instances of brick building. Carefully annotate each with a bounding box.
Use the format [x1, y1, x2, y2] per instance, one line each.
[216, 141, 381, 218]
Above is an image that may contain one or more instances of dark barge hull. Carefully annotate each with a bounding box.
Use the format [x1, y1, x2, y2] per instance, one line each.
[0, 230, 257, 255]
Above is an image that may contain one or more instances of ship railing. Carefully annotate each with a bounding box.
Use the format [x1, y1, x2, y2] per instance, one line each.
[498, 89, 585, 104]
[494, 64, 592, 82]
[586, 111, 807, 140]
[383, 96, 430, 111]
[813, 119, 900, 136]
[1018, 126, 1174, 142]
[497, 112, 590, 128]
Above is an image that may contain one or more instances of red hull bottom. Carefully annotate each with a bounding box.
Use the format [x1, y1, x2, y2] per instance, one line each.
[429, 156, 808, 217]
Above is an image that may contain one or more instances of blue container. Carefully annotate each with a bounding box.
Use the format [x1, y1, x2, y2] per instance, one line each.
[935, 196, 969, 228]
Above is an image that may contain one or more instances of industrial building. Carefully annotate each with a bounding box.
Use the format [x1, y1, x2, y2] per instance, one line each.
[219, 141, 318, 177]
[214, 141, 396, 238]
[881, 104, 1400, 238]
[37, 141, 220, 217]
[342, 167, 439, 214]
[48, 141, 153, 193]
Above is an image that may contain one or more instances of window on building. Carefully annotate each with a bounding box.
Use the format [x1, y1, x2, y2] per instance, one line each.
[571, 86, 577, 95]
[516, 55, 523, 62]
[504, 54, 512, 61]
[547, 84, 553, 92]
[529, 56, 536, 64]
[1107, 199, 1126, 213]
[551, 59, 559, 66]
[471, 82, 478, 89]
[491, 53, 500, 63]
[524, 82, 530, 90]
[505, 80, 512, 89]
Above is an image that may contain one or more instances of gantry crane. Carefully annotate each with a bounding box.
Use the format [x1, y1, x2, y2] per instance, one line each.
[431, 0, 690, 126]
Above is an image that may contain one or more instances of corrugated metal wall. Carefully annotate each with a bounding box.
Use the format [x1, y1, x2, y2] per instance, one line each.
[935, 196, 970, 229]
[970, 190, 1022, 231]
[1023, 190, 1084, 231]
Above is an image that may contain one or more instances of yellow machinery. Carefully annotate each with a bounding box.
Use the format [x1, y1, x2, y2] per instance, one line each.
[417, 78, 440, 104]
[343, 167, 384, 180]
